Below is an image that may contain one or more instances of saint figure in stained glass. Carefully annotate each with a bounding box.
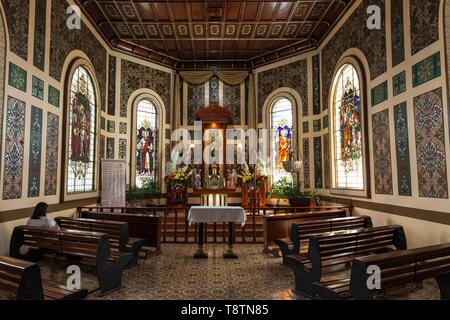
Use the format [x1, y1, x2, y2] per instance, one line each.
[276, 119, 292, 170]
[136, 120, 155, 175]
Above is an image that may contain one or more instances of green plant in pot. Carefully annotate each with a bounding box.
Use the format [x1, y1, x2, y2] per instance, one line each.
[126, 181, 160, 207]
[268, 176, 321, 207]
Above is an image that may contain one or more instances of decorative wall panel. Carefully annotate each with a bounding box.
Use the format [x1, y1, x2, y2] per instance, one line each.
[303, 138, 310, 189]
[371, 81, 388, 106]
[322, 0, 386, 110]
[33, 0, 47, 71]
[100, 135, 106, 159]
[372, 109, 393, 195]
[313, 120, 321, 132]
[119, 122, 127, 134]
[107, 137, 115, 159]
[8, 63, 27, 92]
[314, 137, 323, 189]
[323, 133, 330, 189]
[120, 59, 171, 122]
[394, 102, 412, 196]
[414, 88, 448, 198]
[44, 112, 59, 196]
[258, 59, 308, 122]
[312, 55, 321, 115]
[1, 0, 29, 60]
[303, 121, 309, 134]
[209, 76, 219, 104]
[32, 76, 44, 101]
[118, 139, 127, 160]
[108, 55, 116, 115]
[48, 85, 60, 108]
[391, 0, 405, 67]
[3, 97, 26, 200]
[412, 52, 441, 87]
[107, 120, 115, 133]
[393, 71, 406, 96]
[187, 84, 205, 125]
[410, 0, 440, 55]
[28, 106, 43, 197]
[50, 0, 107, 110]
[223, 83, 241, 125]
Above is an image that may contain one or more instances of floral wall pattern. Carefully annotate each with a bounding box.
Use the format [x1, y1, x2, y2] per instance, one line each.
[108, 55, 117, 116]
[28, 106, 43, 198]
[303, 138, 310, 189]
[257, 59, 308, 122]
[44, 112, 59, 196]
[312, 55, 321, 115]
[118, 139, 127, 160]
[394, 102, 412, 196]
[1, 0, 29, 61]
[321, 0, 386, 110]
[3, 97, 26, 200]
[187, 84, 205, 125]
[33, 0, 47, 71]
[314, 137, 323, 189]
[410, 0, 440, 55]
[323, 133, 330, 189]
[223, 84, 241, 125]
[120, 59, 171, 122]
[414, 88, 448, 199]
[50, 0, 107, 111]
[391, 0, 405, 67]
[209, 76, 219, 104]
[372, 109, 393, 195]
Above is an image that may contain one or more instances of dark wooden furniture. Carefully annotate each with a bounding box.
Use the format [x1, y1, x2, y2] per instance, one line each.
[275, 216, 372, 267]
[287, 225, 407, 297]
[78, 209, 161, 254]
[55, 217, 146, 267]
[262, 209, 348, 254]
[0, 255, 88, 300]
[315, 243, 450, 300]
[9, 226, 132, 296]
[167, 184, 188, 208]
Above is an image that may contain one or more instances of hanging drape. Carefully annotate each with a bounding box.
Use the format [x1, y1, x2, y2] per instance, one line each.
[179, 71, 214, 85]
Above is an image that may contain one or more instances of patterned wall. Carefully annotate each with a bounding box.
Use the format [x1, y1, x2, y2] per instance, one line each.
[394, 102, 412, 196]
[33, 0, 47, 71]
[314, 137, 323, 189]
[187, 84, 205, 125]
[223, 84, 241, 125]
[50, 0, 107, 111]
[323, 133, 330, 189]
[28, 106, 43, 197]
[312, 55, 321, 115]
[322, 0, 386, 110]
[108, 55, 117, 116]
[414, 88, 448, 199]
[209, 76, 219, 104]
[3, 97, 25, 200]
[120, 59, 171, 122]
[303, 138, 310, 189]
[410, 0, 440, 55]
[391, 0, 405, 67]
[257, 59, 308, 122]
[1, 0, 29, 61]
[372, 109, 393, 195]
[44, 113, 59, 196]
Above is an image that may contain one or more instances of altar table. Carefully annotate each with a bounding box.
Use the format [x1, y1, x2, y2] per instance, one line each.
[188, 206, 246, 259]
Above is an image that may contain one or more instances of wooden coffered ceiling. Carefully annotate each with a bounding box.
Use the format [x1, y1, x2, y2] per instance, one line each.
[78, 0, 355, 70]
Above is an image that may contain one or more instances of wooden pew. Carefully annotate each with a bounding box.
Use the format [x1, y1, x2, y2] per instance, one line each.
[262, 209, 348, 254]
[0, 255, 88, 300]
[315, 243, 450, 300]
[78, 209, 161, 255]
[287, 225, 407, 297]
[9, 226, 133, 296]
[55, 217, 146, 267]
[275, 216, 372, 267]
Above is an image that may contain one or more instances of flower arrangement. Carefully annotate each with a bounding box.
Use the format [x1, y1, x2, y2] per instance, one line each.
[165, 165, 192, 187]
[238, 163, 268, 190]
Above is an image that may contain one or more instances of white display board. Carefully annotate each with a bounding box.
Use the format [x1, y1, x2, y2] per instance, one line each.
[101, 159, 127, 207]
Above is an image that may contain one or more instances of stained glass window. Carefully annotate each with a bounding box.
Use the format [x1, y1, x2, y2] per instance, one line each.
[332, 64, 364, 190]
[270, 97, 294, 183]
[67, 66, 97, 193]
[136, 99, 158, 187]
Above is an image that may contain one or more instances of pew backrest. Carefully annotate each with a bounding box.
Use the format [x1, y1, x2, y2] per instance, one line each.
[308, 225, 407, 279]
[290, 216, 372, 252]
[350, 243, 450, 300]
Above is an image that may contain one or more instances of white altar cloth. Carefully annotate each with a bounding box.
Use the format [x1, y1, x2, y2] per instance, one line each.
[188, 206, 246, 227]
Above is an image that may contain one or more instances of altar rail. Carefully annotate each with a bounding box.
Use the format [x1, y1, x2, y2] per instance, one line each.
[77, 205, 353, 244]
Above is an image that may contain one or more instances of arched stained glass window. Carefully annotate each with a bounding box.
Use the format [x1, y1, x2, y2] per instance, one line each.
[332, 64, 364, 190]
[270, 97, 294, 183]
[136, 99, 158, 187]
[67, 65, 97, 193]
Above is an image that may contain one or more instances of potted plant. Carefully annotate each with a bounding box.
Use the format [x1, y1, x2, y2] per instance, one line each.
[268, 177, 321, 207]
[268, 176, 294, 206]
[126, 181, 160, 207]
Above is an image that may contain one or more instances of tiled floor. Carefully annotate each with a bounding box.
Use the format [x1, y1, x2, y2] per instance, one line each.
[0, 244, 442, 300]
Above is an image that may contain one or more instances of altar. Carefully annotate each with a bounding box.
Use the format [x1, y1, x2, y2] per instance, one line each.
[188, 206, 246, 259]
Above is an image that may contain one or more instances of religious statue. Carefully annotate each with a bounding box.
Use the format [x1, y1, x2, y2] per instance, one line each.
[204, 162, 225, 189]
[276, 120, 292, 170]
[191, 167, 202, 189]
[165, 160, 176, 177]
[226, 168, 237, 189]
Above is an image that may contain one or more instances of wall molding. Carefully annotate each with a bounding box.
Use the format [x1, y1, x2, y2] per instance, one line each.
[321, 195, 450, 226]
[0, 197, 98, 223]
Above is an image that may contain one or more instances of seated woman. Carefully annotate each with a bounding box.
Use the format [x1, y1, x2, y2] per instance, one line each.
[26, 202, 60, 230]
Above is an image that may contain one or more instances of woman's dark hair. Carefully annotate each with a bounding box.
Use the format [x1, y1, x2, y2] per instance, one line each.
[31, 202, 49, 219]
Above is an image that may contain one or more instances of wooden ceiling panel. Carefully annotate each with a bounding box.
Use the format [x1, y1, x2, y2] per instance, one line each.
[79, 0, 355, 69]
